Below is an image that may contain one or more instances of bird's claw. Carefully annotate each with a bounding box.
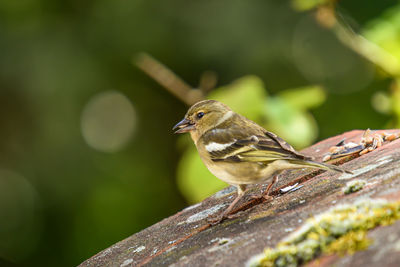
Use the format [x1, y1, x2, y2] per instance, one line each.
[250, 193, 272, 201]
[207, 214, 227, 225]
[207, 209, 249, 225]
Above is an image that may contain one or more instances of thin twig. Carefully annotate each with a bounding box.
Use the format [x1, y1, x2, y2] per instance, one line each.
[134, 53, 205, 106]
[316, 6, 400, 77]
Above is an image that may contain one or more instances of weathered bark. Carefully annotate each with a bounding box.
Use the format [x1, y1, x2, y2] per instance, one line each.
[79, 130, 400, 267]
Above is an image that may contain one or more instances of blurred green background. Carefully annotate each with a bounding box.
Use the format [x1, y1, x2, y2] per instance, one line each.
[1, 0, 400, 266]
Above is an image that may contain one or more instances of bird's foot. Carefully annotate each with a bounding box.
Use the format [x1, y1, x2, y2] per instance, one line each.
[226, 211, 245, 219]
[206, 214, 228, 225]
[250, 193, 273, 201]
[207, 210, 246, 225]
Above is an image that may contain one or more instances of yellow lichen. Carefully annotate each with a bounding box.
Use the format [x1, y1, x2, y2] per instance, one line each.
[249, 209, 275, 221]
[247, 198, 400, 267]
[324, 230, 371, 255]
[343, 179, 366, 194]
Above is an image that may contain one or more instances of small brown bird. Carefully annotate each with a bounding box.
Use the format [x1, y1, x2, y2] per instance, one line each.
[173, 100, 351, 222]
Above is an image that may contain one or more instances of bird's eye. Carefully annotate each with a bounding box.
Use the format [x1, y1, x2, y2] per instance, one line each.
[196, 112, 205, 119]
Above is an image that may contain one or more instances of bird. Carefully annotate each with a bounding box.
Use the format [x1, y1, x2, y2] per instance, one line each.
[173, 100, 351, 223]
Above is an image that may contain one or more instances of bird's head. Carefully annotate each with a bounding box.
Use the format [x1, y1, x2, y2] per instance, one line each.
[173, 100, 232, 140]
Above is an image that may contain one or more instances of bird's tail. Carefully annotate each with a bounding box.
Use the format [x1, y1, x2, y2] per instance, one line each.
[288, 159, 353, 174]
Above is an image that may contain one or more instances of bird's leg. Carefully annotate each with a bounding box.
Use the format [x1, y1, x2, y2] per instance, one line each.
[250, 171, 280, 200]
[208, 184, 247, 224]
[222, 184, 247, 217]
[262, 175, 279, 200]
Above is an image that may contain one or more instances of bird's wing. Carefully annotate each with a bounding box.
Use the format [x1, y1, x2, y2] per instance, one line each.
[203, 127, 311, 163]
[262, 130, 312, 160]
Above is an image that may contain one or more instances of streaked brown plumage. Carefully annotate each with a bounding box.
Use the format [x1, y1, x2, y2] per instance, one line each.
[173, 100, 351, 223]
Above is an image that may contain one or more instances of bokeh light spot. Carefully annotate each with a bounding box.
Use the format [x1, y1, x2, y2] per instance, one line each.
[371, 91, 391, 114]
[81, 91, 136, 153]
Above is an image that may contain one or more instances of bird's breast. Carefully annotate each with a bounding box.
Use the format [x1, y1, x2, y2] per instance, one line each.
[203, 160, 276, 185]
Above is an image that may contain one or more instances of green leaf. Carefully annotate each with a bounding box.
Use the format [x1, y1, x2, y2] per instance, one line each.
[292, 0, 330, 11]
[264, 97, 318, 148]
[363, 4, 400, 61]
[207, 75, 267, 122]
[278, 85, 326, 110]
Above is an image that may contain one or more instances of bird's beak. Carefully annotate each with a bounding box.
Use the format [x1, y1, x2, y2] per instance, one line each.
[173, 118, 195, 133]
